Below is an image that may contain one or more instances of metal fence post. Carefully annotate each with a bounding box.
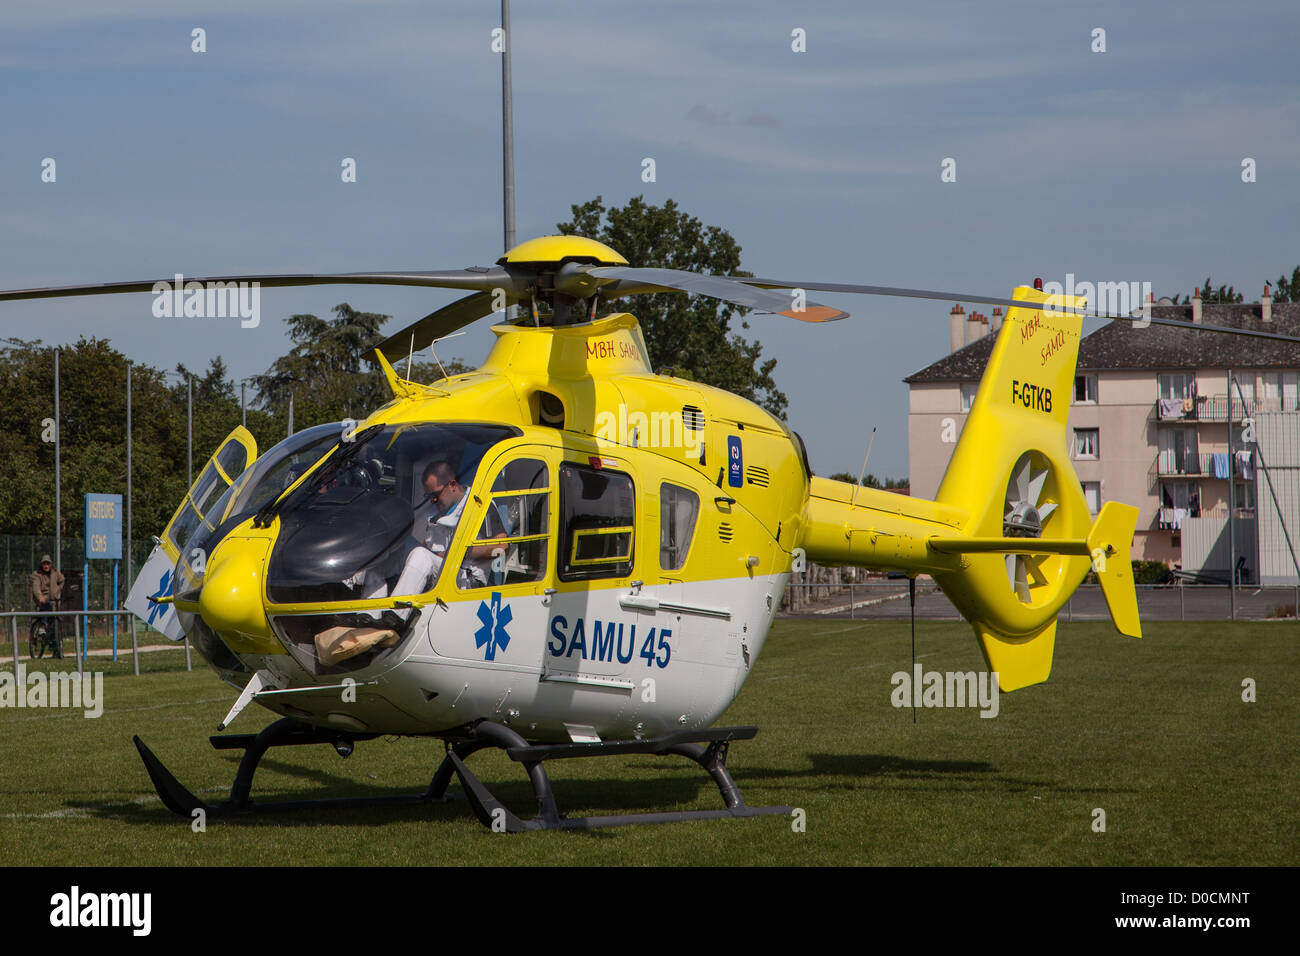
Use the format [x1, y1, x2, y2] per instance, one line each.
[184, 636, 192, 671]
[10, 617, 18, 677]
[850, 582, 855, 620]
[1180, 579, 1185, 621]
[131, 616, 139, 677]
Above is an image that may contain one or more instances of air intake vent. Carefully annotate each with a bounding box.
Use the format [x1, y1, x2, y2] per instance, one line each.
[682, 405, 706, 431]
[717, 522, 734, 542]
[746, 466, 770, 488]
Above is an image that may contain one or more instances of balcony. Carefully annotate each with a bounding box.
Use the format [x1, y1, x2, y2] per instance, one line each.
[1152, 395, 1255, 423]
[1152, 450, 1253, 481]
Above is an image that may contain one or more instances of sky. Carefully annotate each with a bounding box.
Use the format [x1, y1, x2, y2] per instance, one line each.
[2, 0, 1297, 479]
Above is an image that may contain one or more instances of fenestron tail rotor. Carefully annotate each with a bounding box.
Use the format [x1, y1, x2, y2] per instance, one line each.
[1002, 452, 1058, 603]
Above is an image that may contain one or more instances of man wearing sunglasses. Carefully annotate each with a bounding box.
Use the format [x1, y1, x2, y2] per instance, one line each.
[352, 459, 505, 603]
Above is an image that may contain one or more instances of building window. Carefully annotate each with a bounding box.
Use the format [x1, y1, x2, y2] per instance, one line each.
[1074, 374, 1097, 404]
[1074, 428, 1099, 459]
[1158, 481, 1201, 528]
[1158, 372, 1196, 401]
[1158, 427, 1199, 475]
[1081, 481, 1101, 513]
[959, 382, 978, 412]
[1259, 370, 1299, 412]
[1233, 481, 1256, 512]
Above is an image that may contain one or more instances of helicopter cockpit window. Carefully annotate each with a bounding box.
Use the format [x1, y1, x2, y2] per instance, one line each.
[659, 483, 699, 571]
[459, 457, 550, 590]
[559, 463, 635, 581]
[166, 461, 234, 557]
[173, 423, 343, 602]
[266, 423, 518, 606]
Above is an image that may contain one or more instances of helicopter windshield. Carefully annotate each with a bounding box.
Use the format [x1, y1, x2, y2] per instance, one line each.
[173, 423, 343, 602]
[266, 422, 519, 606]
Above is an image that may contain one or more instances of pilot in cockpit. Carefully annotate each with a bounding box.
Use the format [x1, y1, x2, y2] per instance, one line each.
[349, 459, 505, 604]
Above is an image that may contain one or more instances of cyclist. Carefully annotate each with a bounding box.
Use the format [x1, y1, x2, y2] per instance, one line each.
[30, 554, 65, 656]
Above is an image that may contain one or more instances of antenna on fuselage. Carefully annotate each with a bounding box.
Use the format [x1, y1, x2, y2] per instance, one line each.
[429, 331, 467, 383]
[851, 426, 877, 510]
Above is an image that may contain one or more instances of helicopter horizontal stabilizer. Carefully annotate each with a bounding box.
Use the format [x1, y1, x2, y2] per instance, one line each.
[928, 498, 1142, 639]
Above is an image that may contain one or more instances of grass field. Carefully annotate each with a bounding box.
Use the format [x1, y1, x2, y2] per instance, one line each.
[1, 619, 1295, 866]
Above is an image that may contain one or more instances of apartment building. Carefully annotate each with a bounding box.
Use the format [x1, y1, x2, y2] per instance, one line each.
[905, 294, 1300, 581]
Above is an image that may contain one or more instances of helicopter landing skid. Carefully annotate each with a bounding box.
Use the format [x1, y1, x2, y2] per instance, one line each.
[429, 719, 792, 832]
[133, 719, 436, 818]
[133, 718, 790, 830]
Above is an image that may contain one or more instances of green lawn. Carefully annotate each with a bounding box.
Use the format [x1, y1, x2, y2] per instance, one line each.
[1, 620, 1295, 865]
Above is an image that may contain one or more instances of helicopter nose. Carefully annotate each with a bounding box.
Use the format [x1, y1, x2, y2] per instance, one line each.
[196, 537, 280, 654]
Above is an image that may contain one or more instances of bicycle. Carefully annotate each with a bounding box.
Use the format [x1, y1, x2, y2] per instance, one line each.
[29, 602, 63, 660]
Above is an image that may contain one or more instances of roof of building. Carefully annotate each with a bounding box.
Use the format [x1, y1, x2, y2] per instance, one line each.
[904, 302, 1300, 384]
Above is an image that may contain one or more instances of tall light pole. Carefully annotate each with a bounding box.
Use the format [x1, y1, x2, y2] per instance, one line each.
[53, 347, 61, 571]
[126, 361, 132, 584]
[187, 374, 193, 487]
[502, 0, 516, 256]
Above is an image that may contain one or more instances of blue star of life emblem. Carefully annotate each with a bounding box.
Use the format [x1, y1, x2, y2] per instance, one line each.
[474, 591, 512, 661]
[148, 568, 173, 625]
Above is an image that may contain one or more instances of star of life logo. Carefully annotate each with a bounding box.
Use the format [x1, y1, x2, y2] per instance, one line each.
[147, 568, 172, 627]
[474, 592, 512, 661]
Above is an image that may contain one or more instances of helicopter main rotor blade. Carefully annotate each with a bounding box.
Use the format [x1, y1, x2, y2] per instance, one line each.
[0, 268, 520, 303]
[587, 267, 847, 322]
[377, 290, 519, 362]
[740, 276, 1300, 343]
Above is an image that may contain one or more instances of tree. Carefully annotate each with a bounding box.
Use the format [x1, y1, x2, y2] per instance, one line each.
[0, 309, 473, 545]
[826, 471, 907, 489]
[250, 302, 472, 430]
[557, 196, 788, 417]
[1273, 266, 1300, 303]
[250, 303, 395, 425]
[1196, 278, 1243, 304]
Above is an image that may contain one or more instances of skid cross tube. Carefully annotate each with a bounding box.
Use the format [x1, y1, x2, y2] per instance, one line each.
[426, 720, 789, 832]
[134, 719, 788, 830]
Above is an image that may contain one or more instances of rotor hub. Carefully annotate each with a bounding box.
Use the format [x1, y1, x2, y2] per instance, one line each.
[1003, 500, 1043, 538]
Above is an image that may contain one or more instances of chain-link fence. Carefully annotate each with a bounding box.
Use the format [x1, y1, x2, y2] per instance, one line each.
[2, 534, 156, 621]
[782, 567, 1300, 622]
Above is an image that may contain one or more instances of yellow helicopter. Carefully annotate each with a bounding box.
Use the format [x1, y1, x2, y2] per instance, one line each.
[2, 232, 1194, 830]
